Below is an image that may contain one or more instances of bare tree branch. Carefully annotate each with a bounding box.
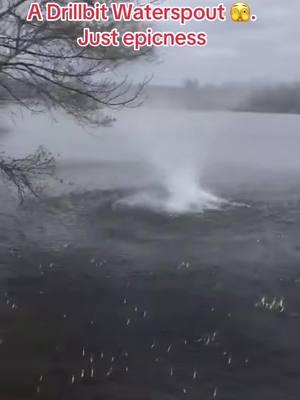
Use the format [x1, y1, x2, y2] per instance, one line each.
[0, 0, 153, 201]
[0, 146, 55, 203]
[0, 0, 152, 124]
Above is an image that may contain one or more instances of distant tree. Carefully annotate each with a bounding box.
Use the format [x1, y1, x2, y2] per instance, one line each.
[0, 0, 150, 201]
[183, 78, 199, 91]
[182, 78, 200, 110]
[246, 85, 300, 114]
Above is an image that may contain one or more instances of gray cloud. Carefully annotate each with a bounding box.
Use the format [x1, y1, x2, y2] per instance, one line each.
[130, 0, 300, 85]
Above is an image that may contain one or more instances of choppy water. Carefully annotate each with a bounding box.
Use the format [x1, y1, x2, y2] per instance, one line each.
[1, 110, 300, 399]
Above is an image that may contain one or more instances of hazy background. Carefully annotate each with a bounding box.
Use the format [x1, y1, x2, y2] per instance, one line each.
[129, 0, 300, 85]
[1, 0, 300, 208]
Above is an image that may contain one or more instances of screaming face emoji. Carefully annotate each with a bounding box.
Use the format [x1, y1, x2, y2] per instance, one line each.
[231, 3, 251, 22]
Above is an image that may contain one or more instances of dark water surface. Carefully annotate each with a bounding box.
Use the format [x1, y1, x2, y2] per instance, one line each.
[1, 166, 300, 399]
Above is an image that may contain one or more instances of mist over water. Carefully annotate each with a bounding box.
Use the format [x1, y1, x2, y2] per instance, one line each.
[2, 106, 300, 214]
[113, 108, 228, 213]
[116, 167, 225, 213]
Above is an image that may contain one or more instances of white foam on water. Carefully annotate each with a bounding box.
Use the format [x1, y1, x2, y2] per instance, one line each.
[117, 187, 225, 214]
[114, 109, 228, 213]
[116, 170, 227, 214]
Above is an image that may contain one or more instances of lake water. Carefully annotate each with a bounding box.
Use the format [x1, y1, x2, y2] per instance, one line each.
[0, 108, 300, 399]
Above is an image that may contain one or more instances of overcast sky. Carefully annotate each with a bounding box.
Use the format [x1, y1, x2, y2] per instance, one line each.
[126, 0, 300, 86]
